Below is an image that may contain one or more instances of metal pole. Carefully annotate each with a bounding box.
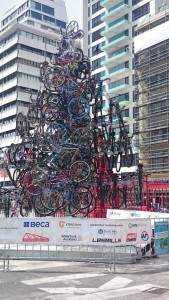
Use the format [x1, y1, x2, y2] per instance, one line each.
[113, 246, 116, 272]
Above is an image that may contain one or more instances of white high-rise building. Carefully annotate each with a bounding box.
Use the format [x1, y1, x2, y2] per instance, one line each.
[0, 0, 67, 150]
[83, 0, 169, 173]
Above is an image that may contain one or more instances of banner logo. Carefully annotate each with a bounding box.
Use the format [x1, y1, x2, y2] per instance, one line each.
[141, 231, 149, 241]
[126, 233, 137, 242]
[23, 222, 49, 228]
[59, 221, 65, 228]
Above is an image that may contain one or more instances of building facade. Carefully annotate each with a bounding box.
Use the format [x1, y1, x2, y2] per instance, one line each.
[134, 9, 169, 179]
[0, 0, 67, 149]
[83, 0, 169, 174]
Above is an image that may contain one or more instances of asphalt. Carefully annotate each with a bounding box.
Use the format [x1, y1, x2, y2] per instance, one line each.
[0, 254, 169, 299]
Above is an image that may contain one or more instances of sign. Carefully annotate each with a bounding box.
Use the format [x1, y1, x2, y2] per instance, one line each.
[154, 221, 169, 255]
[0, 217, 151, 246]
[107, 209, 169, 220]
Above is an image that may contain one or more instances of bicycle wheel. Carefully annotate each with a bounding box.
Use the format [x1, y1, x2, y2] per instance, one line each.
[74, 49, 83, 62]
[70, 160, 90, 182]
[14, 143, 26, 164]
[116, 152, 122, 172]
[12, 168, 21, 188]
[71, 187, 93, 210]
[34, 196, 53, 216]
[20, 198, 31, 217]
[66, 20, 79, 37]
[108, 188, 124, 209]
[41, 102, 60, 122]
[16, 112, 28, 136]
[44, 66, 66, 90]
[8, 143, 16, 164]
[125, 142, 133, 167]
[70, 127, 93, 147]
[68, 97, 90, 119]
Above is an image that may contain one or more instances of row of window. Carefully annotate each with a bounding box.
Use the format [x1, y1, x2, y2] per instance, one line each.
[1, 130, 16, 138]
[19, 30, 57, 46]
[2, 1, 28, 26]
[18, 72, 40, 82]
[30, 10, 66, 28]
[108, 61, 129, 74]
[0, 57, 40, 73]
[30, 1, 54, 16]
[109, 46, 129, 61]
[109, 30, 129, 44]
[109, 77, 129, 90]
[0, 115, 16, 125]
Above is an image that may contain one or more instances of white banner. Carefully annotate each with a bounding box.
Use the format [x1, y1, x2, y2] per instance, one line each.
[107, 209, 169, 220]
[0, 217, 151, 246]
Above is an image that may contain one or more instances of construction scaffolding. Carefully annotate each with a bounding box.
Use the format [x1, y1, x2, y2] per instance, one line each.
[134, 11, 169, 179]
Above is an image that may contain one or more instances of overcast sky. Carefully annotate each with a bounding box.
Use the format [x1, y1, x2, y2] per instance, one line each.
[0, 0, 83, 28]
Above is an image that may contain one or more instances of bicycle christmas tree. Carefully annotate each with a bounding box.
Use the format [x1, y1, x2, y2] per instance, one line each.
[2, 21, 138, 217]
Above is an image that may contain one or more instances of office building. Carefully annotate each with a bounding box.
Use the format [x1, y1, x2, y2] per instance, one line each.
[0, 0, 67, 149]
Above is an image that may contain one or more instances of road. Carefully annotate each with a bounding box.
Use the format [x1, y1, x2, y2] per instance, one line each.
[0, 255, 169, 299]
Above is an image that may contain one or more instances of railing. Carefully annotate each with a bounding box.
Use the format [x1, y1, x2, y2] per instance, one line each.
[0, 243, 138, 272]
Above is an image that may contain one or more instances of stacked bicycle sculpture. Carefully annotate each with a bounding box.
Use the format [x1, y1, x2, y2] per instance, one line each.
[3, 21, 134, 217]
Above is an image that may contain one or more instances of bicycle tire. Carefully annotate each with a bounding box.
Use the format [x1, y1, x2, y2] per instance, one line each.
[16, 112, 28, 136]
[124, 142, 133, 167]
[44, 66, 66, 90]
[71, 187, 93, 210]
[8, 143, 16, 164]
[66, 20, 79, 37]
[70, 127, 93, 147]
[70, 160, 90, 182]
[68, 97, 90, 119]
[20, 198, 31, 217]
[116, 152, 122, 172]
[34, 196, 53, 216]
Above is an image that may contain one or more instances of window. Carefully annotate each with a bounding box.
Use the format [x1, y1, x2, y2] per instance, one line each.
[108, 61, 129, 74]
[109, 30, 129, 44]
[109, 77, 129, 89]
[56, 20, 66, 28]
[92, 29, 102, 42]
[122, 108, 129, 118]
[92, 71, 105, 82]
[88, 7, 90, 17]
[42, 4, 54, 16]
[92, 15, 103, 28]
[88, 34, 90, 45]
[92, 1, 103, 14]
[92, 44, 102, 56]
[43, 15, 55, 24]
[110, 93, 129, 103]
[30, 1, 41, 11]
[132, 0, 142, 5]
[132, 3, 150, 21]
[31, 11, 42, 20]
[88, 21, 90, 31]
[92, 57, 102, 70]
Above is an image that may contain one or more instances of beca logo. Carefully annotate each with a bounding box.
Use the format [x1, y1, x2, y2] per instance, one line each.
[141, 231, 149, 241]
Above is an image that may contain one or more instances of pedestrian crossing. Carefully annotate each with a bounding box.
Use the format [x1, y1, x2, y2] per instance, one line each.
[20, 269, 166, 300]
